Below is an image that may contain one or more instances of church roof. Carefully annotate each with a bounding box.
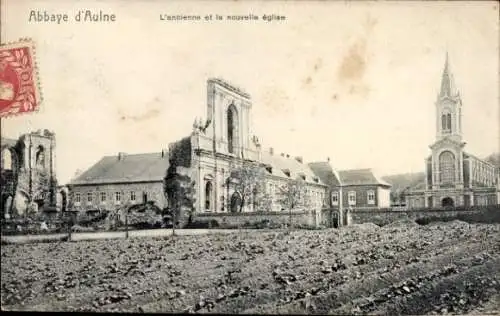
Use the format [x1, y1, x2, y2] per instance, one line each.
[70, 152, 170, 185]
[464, 151, 499, 169]
[337, 168, 391, 187]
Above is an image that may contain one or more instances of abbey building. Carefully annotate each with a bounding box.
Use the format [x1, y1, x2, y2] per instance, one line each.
[405, 54, 500, 208]
[1, 129, 59, 217]
[167, 78, 328, 215]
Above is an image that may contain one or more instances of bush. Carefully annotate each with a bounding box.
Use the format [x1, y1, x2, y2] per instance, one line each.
[184, 219, 220, 229]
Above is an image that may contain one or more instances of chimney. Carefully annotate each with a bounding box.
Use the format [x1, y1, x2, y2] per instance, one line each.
[118, 152, 126, 160]
[327, 157, 330, 162]
[269, 147, 274, 155]
[286, 154, 290, 158]
[280, 153, 285, 157]
[161, 149, 167, 158]
[295, 156, 303, 163]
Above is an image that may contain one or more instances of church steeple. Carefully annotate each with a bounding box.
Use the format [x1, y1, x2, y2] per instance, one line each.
[439, 52, 459, 99]
[435, 52, 463, 142]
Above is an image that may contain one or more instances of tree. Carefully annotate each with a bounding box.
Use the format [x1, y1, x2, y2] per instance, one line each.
[278, 178, 308, 211]
[278, 178, 308, 227]
[254, 190, 274, 212]
[164, 165, 196, 229]
[230, 161, 266, 212]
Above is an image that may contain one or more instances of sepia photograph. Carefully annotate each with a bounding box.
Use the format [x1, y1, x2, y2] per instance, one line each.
[1, 0, 499, 314]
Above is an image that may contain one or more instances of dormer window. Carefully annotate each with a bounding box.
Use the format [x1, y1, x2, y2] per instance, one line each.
[299, 174, 306, 181]
[313, 177, 319, 183]
[265, 165, 273, 174]
[282, 169, 291, 177]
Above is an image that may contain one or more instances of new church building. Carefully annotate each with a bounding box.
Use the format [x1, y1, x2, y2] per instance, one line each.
[405, 54, 500, 208]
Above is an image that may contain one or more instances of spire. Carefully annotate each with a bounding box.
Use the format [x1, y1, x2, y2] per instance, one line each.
[439, 52, 458, 98]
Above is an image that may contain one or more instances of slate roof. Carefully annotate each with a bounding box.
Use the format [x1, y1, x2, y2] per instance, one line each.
[70, 152, 169, 185]
[260, 151, 324, 185]
[307, 163, 393, 188]
[337, 168, 391, 187]
[308, 161, 342, 186]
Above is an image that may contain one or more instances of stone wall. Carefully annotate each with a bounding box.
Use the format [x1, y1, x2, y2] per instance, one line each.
[350, 206, 500, 226]
[194, 210, 317, 228]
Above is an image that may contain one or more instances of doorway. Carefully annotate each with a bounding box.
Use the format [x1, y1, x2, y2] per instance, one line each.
[230, 192, 242, 213]
[441, 197, 454, 208]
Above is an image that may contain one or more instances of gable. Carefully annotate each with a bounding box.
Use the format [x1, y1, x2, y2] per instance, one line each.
[429, 137, 465, 151]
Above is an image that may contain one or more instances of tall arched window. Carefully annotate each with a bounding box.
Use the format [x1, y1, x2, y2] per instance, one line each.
[441, 114, 447, 131]
[439, 151, 456, 185]
[36, 145, 45, 168]
[1, 148, 13, 170]
[227, 105, 238, 154]
[205, 181, 213, 211]
[252, 186, 258, 211]
[446, 113, 452, 131]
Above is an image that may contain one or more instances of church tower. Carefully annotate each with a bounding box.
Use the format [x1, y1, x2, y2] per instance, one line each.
[435, 52, 463, 143]
[427, 53, 466, 203]
[205, 78, 254, 158]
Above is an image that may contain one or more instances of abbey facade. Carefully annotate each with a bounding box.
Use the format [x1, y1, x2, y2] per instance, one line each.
[1, 129, 59, 218]
[406, 55, 500, 208]
[168, 79, 328, 215]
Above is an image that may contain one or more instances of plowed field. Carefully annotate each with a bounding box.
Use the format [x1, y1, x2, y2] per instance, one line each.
[2, 220, 500, 314]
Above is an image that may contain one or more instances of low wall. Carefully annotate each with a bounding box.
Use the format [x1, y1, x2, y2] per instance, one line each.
[350, 207, 500, 226]
[1, 229, 249, 244]
[194, 210, 317, 228]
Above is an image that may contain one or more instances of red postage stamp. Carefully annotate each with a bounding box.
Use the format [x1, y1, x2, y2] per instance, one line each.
[0, 39, 42, 118]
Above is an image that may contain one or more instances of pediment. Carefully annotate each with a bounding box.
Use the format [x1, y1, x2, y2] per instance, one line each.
[429, 137, 466, 151]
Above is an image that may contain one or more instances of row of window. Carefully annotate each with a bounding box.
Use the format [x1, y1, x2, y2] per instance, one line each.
[471, 163, 496, 187]
[74, 191, 150, 205]
[266, 182, 325, 203]
[331, 190, 376, 206]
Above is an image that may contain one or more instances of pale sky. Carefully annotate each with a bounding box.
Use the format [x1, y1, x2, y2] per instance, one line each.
[1, 0, 499, 185]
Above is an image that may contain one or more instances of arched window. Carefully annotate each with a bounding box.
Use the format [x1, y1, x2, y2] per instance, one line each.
[446, 113, 452, 131]
[439, 151, 456, 184]
[441, 114, 447, 131]
[227, 105, 238, 154]
[205, 181, 213, 211]
[230, 191, 242, 213]
[1, 148, 13, 170]
[35, 146, 45, 168]
[252, 186, 258, 211]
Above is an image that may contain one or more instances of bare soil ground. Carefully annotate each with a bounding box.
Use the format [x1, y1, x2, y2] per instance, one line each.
[1, 220, 499, 314]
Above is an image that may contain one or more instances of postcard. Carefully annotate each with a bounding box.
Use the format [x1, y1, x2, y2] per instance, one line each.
[1, 0, 499, 314]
